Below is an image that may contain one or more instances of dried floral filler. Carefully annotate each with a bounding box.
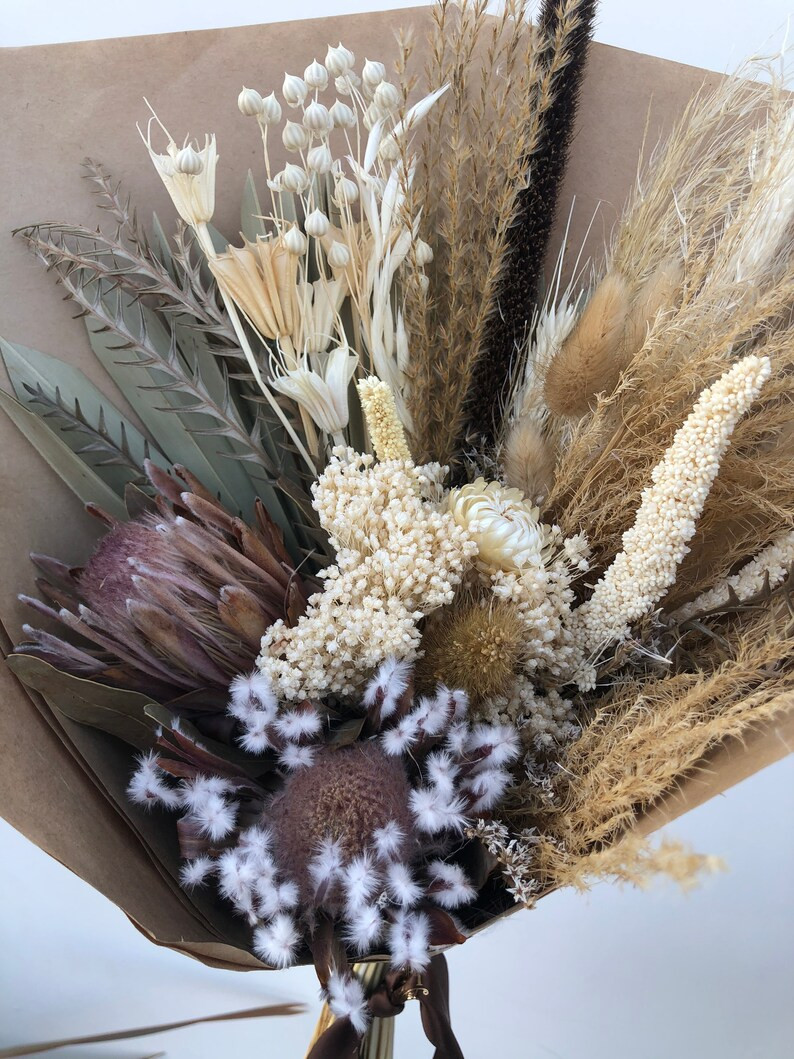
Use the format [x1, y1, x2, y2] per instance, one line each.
[2, 2, 793, 1057]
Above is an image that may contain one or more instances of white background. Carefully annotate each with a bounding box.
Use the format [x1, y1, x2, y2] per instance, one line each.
[1, 2, 793, 1058]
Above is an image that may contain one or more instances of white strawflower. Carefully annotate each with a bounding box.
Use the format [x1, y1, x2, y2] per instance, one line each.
[569, 354, 772, 660]
[447, 478, 552, 572]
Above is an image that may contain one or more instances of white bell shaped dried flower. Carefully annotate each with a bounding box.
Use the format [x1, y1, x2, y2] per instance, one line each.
[238, 86, 264, 118]
[327, 241, 351, 269]
[362, 58, 386, 88]
[374, 81, 401, 112]
[174, 144, 203, 175]
[270, 345, 359, 435]
[303, 100, 332, 134]
[334, 176, 359, 206]
[363, 102, 384, 132]
[304, 59, 329, 90]
[447, 478, 551, 572]
[414, 239, 434, 265]
[283, 226, 308, 256]
[141, 118, 217, 228]
[378, 134, 400, 162]
[329, 99, 356, 128]
[305, 209, 330, 238]
[281, 163, 310, 193]
[335, 72, 361, 96]
[306, 143, 334, 174]
[282, 121, 310, 152]
[208, 236, 297, 339]
[261, 91, 283, 125]
[282, 73, 308, 107]
[325, 42, 355, 77]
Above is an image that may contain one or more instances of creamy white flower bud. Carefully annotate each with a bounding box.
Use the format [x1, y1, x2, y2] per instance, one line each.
[304, 59, 328, 90]
[335, 72, 361, 96]
[261, 92, 283, 125]
[418, 273, 430, 294]
[303, 100, 332, 134]
[414, 239, 434, 265]
[363, 102, 384, 131]
[238, 86, 264, 118]
[283, 226, 308, 255]
[282, 121, 310, 152]
[374, 81, 400, 112]
[362, 59, 386, 88]
[281, 163, 309, 193]
[327, 241, 351, 269]
[282, 73, 308, 107]
[174, 145, 203, 175]
[304, 209, 330, 238]
[378, 134, 401, 162]
[306, 143, 333, 174]
[325, 42, 354, 77]
[329, 99, 356, 129]
[334, 176, 359, 206]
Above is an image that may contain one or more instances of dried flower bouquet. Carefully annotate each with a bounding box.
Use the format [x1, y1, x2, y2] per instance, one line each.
[1, 2, 792, 1056]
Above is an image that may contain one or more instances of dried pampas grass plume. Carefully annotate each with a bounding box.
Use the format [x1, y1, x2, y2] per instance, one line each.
[416, 600, 525, 703]
[502, 417, 557, 501]
[620, 258, 683, 361]
[544, 271, 631, 417]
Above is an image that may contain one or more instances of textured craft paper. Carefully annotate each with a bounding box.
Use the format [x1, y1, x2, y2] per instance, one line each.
[0, 6, 791, 969]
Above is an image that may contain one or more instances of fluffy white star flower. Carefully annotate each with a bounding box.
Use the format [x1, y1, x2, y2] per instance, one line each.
[179, 855, 215, 889]
[389, 910, 430, 972]
[343, 853, 381, 910]
[385, 861, 422, 907]
[274, 708, 323, 742]
[427, 860, 477, 909]
[409, 787, 467, 835]
[194, 792, 237, 841]
[344, 903, 384, 953]
[363, 656, 412, 718]
[127, 752, 181, 809]
[228, 671, 278, 720]
[326, 971, 370, 1035]
[372, 821, 405, 861]
[279, 743, 316, 771]
[253, 913, 300, 968]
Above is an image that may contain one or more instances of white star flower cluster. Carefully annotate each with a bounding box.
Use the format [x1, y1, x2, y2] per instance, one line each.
[258, 450, 476, 699]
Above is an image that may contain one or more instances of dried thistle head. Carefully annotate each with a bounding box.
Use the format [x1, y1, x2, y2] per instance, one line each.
[416, 599, 526, 703]
[543, 270, 631, 418]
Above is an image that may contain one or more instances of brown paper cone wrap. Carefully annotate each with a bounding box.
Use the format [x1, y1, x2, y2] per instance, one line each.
[1, 6, 792, 974]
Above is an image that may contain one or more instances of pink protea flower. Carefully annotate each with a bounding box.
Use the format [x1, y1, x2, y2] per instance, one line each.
[17, 461, 307, 698]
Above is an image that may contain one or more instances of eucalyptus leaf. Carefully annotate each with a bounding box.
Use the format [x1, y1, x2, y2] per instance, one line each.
[0, 388, 128, 519]
[0, 336, 164, 492]
[7, 653, 158, 751]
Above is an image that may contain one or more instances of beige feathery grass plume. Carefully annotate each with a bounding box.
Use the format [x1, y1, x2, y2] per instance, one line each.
[543, 271, 631, 417]
[502, 417, 558, 501]
[541, 609, 794, 860]
[403, 0, 591, 463]
[548, 69, 794, 598]
[619, 258, 683, 361]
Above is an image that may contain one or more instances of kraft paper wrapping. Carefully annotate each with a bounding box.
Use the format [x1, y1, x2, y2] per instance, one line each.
[1, 6, 791, 971]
